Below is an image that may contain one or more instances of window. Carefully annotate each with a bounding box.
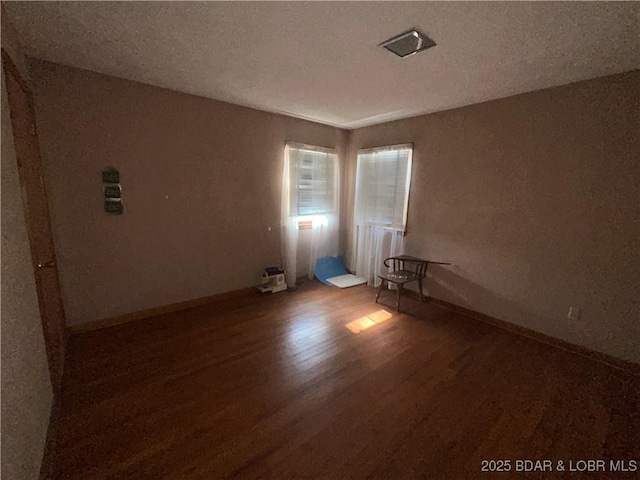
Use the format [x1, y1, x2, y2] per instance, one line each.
[281, 142, 339, 286]
[284, 142, 337, 228]
[354, 144, 413, 231]
[297, 149, 334, 216]
[286, 143, 336, 217]
[351, 144, 413, 286]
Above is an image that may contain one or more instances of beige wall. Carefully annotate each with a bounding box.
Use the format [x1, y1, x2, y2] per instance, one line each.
[345, 71, 640, 364]
[29, 61, 347, 326]
[25, 57, 639, 364]
[1, 29, 53, 480]
[1, 5, 30, 80]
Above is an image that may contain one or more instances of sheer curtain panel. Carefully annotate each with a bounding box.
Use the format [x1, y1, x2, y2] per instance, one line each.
[282, 142, 339, 287]
[351, 144, 413, 286]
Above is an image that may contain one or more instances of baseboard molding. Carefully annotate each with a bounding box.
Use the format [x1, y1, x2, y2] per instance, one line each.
[67, 286, 257, 335]
[413, 292, 639, 376]
[404, 289, 640, 376]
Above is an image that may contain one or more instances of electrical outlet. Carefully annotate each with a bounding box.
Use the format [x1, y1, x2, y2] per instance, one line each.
[567, 306, 581, 321]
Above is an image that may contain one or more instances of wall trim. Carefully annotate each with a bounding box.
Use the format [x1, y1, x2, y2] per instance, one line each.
[67, 286, 258, 335]
[410, 292, 639, 376]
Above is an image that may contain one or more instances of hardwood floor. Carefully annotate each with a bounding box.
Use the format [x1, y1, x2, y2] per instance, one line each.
[56, 281, 639, 479]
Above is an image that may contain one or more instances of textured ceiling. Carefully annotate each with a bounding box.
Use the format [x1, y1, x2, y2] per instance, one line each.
[4, 1, 639, 129]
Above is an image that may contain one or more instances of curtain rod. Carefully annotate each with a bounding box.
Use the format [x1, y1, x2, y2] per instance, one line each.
[358, 142, 414, 153]
[285, 140, 336, 152]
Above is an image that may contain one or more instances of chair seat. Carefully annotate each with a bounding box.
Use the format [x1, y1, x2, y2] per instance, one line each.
[377, 256, 450, 312]
[378, 270, 420, 284]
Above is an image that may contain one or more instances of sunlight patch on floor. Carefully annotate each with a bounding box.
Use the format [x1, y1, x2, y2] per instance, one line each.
[345, 309, 393, 333]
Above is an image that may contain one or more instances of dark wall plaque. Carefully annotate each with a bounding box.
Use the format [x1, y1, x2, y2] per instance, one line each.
[103, 185, 122, 199]
[104, 200, 123, 215]
[103, 166, 123, 215]
[102, 168, 120, 184]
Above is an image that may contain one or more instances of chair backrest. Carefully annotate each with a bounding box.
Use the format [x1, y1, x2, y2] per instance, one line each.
[414, 261, 428, 278]
[383, 257, 429, 278]
[383, 257, 404, 272]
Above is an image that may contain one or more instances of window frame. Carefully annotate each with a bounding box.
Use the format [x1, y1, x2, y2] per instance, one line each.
[354, 143, 413, 233]
[284, 141, 338, 229]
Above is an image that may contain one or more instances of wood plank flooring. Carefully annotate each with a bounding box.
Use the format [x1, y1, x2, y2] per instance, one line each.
[56, 281, 639, 479]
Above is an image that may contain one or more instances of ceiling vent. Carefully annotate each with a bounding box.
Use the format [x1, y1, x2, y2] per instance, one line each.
[379, 29, 436, 58]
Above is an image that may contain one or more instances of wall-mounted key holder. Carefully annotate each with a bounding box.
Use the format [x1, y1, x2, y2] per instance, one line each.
[102, 166, 123, 215]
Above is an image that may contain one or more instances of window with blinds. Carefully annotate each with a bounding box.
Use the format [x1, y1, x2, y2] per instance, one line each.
[297, 150, 334, 216]
[285, 143, 337, 218]
[354, 144, 413, 231]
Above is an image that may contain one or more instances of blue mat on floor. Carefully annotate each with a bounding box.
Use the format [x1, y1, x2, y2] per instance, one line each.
[314, 256, 349, 286]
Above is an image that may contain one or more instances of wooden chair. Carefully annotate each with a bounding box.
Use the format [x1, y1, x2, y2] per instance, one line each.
[375, 255, 450, 311]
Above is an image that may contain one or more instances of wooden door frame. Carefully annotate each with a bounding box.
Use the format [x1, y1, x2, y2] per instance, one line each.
[2, 48, 67, 390]
[2, 46, 66, 480]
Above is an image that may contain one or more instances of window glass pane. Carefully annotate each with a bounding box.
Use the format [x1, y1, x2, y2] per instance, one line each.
[286, 144, 336, 217]
[354, 145, 412, 230]
[298, 151, 333, 216]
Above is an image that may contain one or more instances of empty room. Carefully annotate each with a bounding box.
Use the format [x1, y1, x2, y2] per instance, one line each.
[1, 1, 638, 479]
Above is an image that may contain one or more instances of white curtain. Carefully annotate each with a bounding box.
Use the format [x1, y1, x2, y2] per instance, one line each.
[281, 146, 298, 288]
[354, 224, 405, 287]
[282, 143, 339, 288]
[351, 144, 413, 286]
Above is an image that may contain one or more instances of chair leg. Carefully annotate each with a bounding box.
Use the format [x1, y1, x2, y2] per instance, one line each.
[375, 280, 384, 303]
[418, 277, 425, 301]
[396, 284, 402, 311]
